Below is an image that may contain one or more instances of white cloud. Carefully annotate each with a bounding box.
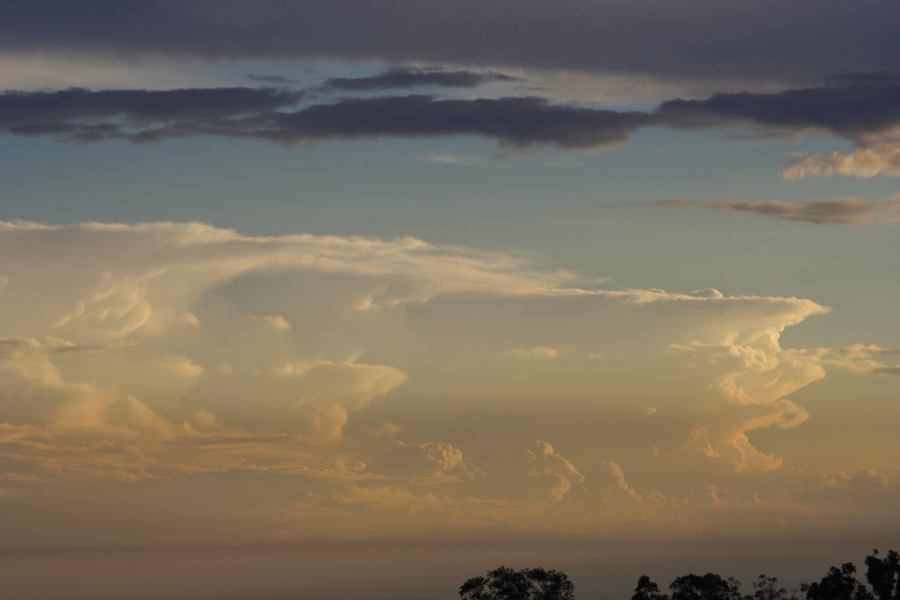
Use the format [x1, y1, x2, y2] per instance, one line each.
[423, 152, 491, 167]
[0, 220, 894, 543]
[782, 143, 900, 179]
[369, 441, 471, 483]
[249, 314, 291, 331]
[160, 355, 204, 378]
[504, 346, 561, 360]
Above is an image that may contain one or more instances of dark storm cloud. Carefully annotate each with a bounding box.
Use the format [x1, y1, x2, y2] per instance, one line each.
[247, 74, 298, 85]
[322, 68, 518, 92]
[0, 88, 649, 147]
[656, 72, 900, 140]
[267, 95, 649, 147]
[1, 0, 900, 84]
[0, 87, 303, 142]
[2, 73, 900, 149]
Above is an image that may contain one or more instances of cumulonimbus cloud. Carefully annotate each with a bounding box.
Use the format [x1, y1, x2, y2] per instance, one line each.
[0, 221, 896, 541]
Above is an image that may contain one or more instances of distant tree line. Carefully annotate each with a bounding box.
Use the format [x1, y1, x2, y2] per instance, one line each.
[459, 549, 900, 600]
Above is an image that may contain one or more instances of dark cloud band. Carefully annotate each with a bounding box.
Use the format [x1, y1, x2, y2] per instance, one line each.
[2, 0, 900, 84]
[321, 68, 518, 91]
[2, 74, 899, 148]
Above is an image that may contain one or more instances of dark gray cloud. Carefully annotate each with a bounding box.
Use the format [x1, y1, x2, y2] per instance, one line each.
[664, 196, 900, 225]
[0, 88, 649, 147]
[0, 86, 303, 142]
[656, 72, 900, 140]
[247, 74, 297, 85]
[266, 95, 649, 147]
[2, 74, 900, 149]
[322, 67, 518, 91]
[1, 1, 900, 85]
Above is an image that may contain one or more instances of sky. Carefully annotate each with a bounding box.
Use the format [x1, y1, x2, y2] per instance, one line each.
[0, 2, 899, 599]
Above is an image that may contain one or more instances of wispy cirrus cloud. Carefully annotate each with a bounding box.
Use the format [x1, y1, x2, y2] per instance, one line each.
[664, 195, 900, 225]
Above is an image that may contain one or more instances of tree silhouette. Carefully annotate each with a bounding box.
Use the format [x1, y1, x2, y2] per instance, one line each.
[748, 575, 797, 600]
[459, 566, 576, 600]
[460, 550, 900, 600]
[634, 575, 669, 600]
[670, 573, 743, 600]
[802, 563, 873, 600]
[865, 550, 900, 600]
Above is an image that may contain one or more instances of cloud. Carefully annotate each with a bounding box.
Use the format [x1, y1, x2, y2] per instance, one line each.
[267, 358, 408, 438]
[0, 336, 182, 479]
[422, 152, 491, 167]
[0, 87, 649, 147]
[801, 468, 891, 502]
[0, 221, 573, 345]
[246, 74, 297, 85]
[249, 314, 291, 331]
[2, 1, 900, 85]
[1, 220, 896, 544]
[504, 346, 561, 360]
[725, 197, 900, 225]
[368, 440, 471, 483]
[160, 355, 204, 377]
[665, 196, 900, 225]
[0, 86, 303, 143]
[655, 73, 900, 141]
[3, 74, 900, 156]
[471, 440, 585, 503]
[686, 401, 812, 472]
[582, 461, 680, 505]
[811, 343, 900, 375]
[322, 67, 518, 91]
[782, 143, 900, 179]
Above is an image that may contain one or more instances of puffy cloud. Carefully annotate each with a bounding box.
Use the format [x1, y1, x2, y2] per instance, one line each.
[267, 358, 407, 439]
[811, 343, 900, 375]
[0, 336, 179, 479]
[803, 468, 891, 502]
[472, 440, 585, 503]
[0, 220, 894, 544]
[249, 314, 291, 331]
[782, 142, 900, 179]
[685, 400, 811, 472]
[368, 441, 470, 483]
[160, 355, 204, 377]
[582, 461, 681, 505]
[504, 346, 561, 360]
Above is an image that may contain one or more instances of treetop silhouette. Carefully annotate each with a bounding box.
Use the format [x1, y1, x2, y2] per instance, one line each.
[461, 549, 898, 600]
